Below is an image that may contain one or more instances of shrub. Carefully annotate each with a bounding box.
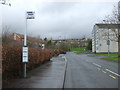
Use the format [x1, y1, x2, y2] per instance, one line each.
[59, 49, 66, 54]
[86, 40, 92, 51]
[2, 45, 56, 82]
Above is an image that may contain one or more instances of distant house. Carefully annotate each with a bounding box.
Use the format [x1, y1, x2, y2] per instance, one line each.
[92, 24, 118, 53]
[52, 38, 89, 47]
[10, 33, 24, 42]
[78, 38, 89, 47]
[10, 33, 44, 48]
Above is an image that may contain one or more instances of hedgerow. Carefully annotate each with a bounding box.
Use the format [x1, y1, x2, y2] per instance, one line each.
[2, 45, 65, 82]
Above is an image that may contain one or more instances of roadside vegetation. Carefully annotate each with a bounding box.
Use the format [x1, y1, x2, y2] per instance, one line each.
[70, 39, 120, 62]
[101, 56, 119, 62]
[88, 53, 119, 62]
[70, 47, 119, 62]
[70, 47, 90, 54]
[2, 30, 66, 83]
[70, 47, 86, 52]
[70, 39, 92, 54]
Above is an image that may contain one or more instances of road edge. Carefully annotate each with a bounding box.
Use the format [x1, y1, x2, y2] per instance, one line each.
[62, 56, 67, 90]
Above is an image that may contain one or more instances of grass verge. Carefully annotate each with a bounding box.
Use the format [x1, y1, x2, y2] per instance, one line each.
[87, 53, 118, 56]
[70, 47, 87, 54]
[101, 56, 120, 62]
[70, 47, 86, 52]
[70, 48, 119, 62]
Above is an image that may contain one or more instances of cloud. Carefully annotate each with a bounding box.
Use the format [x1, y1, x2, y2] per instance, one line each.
[1, 0, 118, 39]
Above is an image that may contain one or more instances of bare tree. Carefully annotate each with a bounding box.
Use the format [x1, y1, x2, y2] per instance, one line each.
[2, 26, 11, 44]
[118, 1, 120, 57]
[102, 2, 120, 57]
[101, 24, 118, 42]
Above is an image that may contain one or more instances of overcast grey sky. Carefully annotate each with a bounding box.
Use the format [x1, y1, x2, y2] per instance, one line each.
[1, 0, 119, 39]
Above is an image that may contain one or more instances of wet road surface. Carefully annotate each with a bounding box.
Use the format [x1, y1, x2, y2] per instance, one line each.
[64, 52, 119, 88]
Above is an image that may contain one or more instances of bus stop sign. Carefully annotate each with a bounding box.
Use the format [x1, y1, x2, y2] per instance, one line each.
[22, 46, 28, 63]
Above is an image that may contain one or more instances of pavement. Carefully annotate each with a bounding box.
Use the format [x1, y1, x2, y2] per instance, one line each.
[3, 54, 66, 88]
[64, 52, 119, 88]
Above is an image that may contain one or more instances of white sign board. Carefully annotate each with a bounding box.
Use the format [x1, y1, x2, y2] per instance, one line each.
[42, 44, 45, 49]
[22, 46, 28, 63]
[26, 11, 35, 19]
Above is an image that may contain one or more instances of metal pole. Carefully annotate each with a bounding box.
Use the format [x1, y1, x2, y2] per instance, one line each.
[24, 18, 27, 46]
[108, 45, 110, 56]
[23, 63, 26, 77]
[108, 28, 110, 56]
[23, 13, 27, 78]
[118, 1, 120, 57]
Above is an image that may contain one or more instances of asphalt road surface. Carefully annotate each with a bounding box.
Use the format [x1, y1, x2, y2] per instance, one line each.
[64, 52, 119, 88]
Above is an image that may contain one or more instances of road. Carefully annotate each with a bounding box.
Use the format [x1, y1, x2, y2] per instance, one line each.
[64, 52, 119, 88]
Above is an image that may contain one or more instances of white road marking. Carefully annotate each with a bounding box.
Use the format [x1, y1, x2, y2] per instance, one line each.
[109, 75, 116, 79]
[62, 56, 67, 62]
[106, 69, 120, 77]
[93, 63, 101, 68]
[102, 70, 106, 73]
[92, 62, 119, 78]
[97, 68, 101, 70]
[64, 57, 67, 62]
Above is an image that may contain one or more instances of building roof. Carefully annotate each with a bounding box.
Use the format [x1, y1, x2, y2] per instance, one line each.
[95, 23, 119, 29]
[11, 33, 43, 43]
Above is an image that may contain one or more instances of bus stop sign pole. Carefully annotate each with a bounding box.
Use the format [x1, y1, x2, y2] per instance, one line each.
[22, 11, 35, 78]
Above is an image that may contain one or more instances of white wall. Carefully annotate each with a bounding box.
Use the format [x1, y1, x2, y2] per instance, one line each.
[92, 24, 118, 53]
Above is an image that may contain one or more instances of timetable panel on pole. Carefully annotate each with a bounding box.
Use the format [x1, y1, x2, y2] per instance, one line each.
[22, 46, 28, 63]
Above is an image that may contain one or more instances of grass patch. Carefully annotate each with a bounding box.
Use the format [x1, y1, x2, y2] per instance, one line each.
[101, 56, 120, 62]
[70, 47, 86, 52]
[70, 47, 94, 55]
[75, 52, 83, 54]
[70, 47, 86, 54]
[87, 55, 96, 57]
[76, 52, 94, 54]
[86, 53, 118, 56]
[84, 52, 94, 54]
[95, 53, 118, 56]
